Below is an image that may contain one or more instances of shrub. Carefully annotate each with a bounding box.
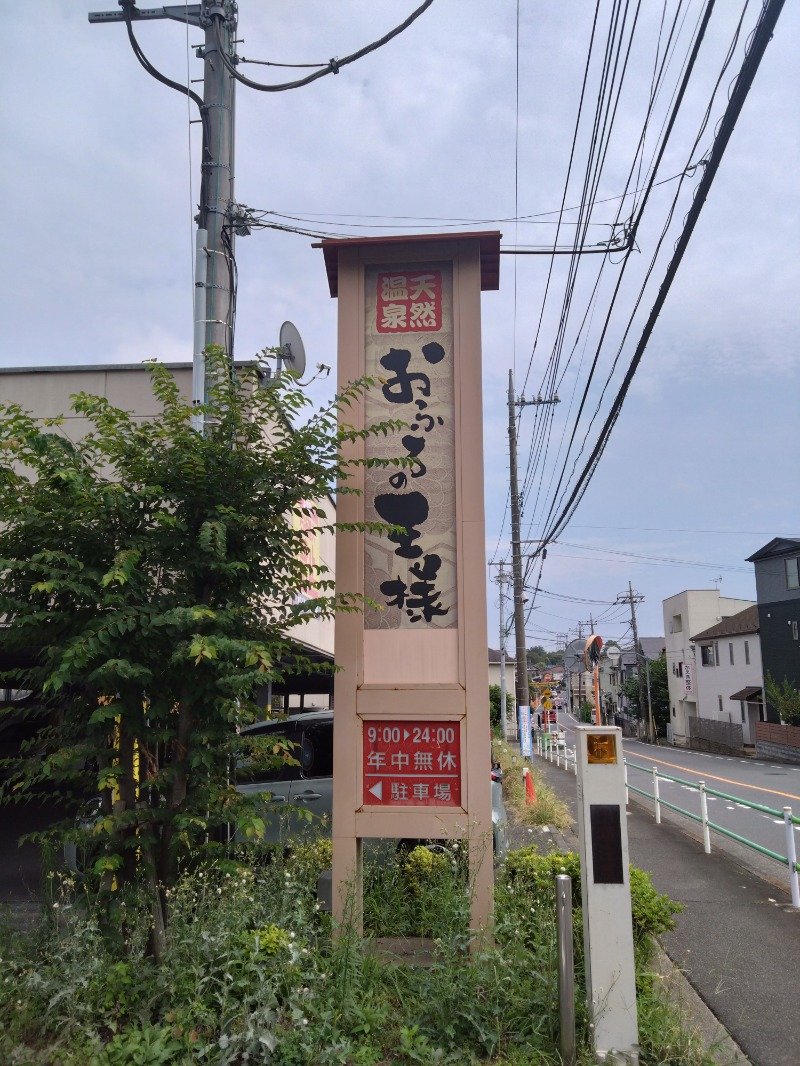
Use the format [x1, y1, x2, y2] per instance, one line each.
[501, 846, 683, 953]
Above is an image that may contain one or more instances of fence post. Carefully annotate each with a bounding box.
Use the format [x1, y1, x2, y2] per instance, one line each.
[652, 766, 661, 824]
[556, 874, 576, 1066]
[624, 760, 628, 805]
[699, 781, 711, 854]
[784, 807, 800, 908]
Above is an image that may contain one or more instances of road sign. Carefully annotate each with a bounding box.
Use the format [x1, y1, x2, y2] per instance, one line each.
[362, 720, 461, 807]
[543, 699, 553, 711]
[542, 688, 552, 700]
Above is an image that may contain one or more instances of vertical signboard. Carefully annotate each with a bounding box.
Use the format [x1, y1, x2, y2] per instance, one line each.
[363, 264, 457, 631]
[317, 233, 500, 935]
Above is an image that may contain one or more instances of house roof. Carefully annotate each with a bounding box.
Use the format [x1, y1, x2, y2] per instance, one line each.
[488, 647, 516, 665]
[746, 537, 800, 563]
[620, 638, 665, 666]
[690, 605, 760, 642]
[730, 686, 763, 702]
[313, 231, 502, 297]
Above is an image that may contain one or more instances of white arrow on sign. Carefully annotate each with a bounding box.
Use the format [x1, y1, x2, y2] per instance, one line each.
[368, 781, 383, 801]
[404, 728, 410, 739]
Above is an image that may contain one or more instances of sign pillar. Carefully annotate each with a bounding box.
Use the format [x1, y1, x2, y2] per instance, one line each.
[575, 726, 639, 1064]
[318, 232, 500, 935]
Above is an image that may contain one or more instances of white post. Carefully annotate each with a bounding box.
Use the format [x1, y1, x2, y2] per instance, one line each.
[653, 766, 661, 825]
[575, 726, 639, 1063]
[624, 760, 628, 805]
[784, 807, 800, 908]
[699, 781, 711, 854]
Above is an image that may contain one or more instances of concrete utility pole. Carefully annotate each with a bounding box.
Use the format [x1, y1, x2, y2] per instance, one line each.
[495, 562, 513, 740]
[89, 2, 238, 428]
[615, 582, 657, 742]
[507, 371, 561, 734]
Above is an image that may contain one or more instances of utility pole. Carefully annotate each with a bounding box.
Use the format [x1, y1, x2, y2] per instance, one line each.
[615, 582, 657, 743]
[89, 2, 238, 430]
[490, 561, 513, 740]
[507, 371, 560, 737]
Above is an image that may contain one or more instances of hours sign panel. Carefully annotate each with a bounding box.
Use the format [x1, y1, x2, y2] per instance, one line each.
[362, 719, 461, 808]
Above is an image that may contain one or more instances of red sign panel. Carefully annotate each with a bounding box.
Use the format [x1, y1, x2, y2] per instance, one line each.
[376, 270, 443, 333]
[362, 719, 461, 807]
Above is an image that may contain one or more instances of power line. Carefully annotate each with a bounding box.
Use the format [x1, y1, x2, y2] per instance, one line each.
[211, 0, 435, 92]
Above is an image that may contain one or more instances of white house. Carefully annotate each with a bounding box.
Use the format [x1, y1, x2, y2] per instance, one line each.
[662, 590, 754, 745]
[689, 606, 764, 745]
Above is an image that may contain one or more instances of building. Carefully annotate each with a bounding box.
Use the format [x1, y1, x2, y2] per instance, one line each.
[0, 362, 336, 714]
[662, 590, 754, 745]
[487, 648, 516, 695]
[745, 538, 800, 717]
[689, 606, 765, 744]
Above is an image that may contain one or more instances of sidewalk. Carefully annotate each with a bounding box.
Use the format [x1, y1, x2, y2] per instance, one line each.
[525, 750, 800, 1066]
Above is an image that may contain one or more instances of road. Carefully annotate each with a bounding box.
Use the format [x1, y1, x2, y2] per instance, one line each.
[558, 709, 800, 881]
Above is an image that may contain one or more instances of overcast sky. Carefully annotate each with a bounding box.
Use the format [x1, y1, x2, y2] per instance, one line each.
[2, 1, 798, 650]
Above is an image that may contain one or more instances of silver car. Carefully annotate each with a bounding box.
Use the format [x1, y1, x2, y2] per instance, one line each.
[238, 710, 509, 862]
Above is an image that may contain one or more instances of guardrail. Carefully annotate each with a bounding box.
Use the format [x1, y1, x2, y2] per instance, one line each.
[536, 732, 577, 775]
[624, 758, 800, 907]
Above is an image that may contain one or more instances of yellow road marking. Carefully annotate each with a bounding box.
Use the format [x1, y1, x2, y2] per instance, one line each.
[626, 750, 800, 803]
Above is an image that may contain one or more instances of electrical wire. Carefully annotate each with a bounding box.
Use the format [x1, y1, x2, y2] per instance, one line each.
[536, 0, 778, 550]
[210, 0, 435, 92]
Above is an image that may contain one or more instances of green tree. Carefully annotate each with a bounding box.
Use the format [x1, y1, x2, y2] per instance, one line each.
[0, 351, 401, 952]
[765, 674, 800, 726]
[488, 684, 513, 732]
[526, 644, 563, 672]
[621, 653, 670, 733]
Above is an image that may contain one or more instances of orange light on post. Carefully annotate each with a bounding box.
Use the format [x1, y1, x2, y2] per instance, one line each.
[586, 733, 617, 765]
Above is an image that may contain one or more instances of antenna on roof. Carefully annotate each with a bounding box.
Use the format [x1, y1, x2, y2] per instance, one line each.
[711, 575, 723, 590]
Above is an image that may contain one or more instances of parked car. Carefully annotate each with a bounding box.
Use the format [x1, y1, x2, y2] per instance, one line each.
[239, 710, 509, 862]
[65, 710, 509, 873]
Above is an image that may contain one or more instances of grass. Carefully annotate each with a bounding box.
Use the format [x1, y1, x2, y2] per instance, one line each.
[493, 741, 572, 831]
[0, 838, 723, 1066]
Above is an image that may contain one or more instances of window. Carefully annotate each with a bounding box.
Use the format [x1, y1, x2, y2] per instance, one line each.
[740, 701, 746, 723]
[744, 640, 750, 665]
[729, 642, 734, 666]
[718, 695, 723, 714]
[672, 614, 683, 633]
[714, 642, 720, 666]
[677, 661, 683, 677]
[238, 724, 303, 784]
[786, 557, 800, 590]
[701, 645, 714, 666]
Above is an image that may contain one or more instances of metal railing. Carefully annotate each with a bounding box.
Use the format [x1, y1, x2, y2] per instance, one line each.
[624, 758, 800, 907]
[536, 732, 577, 775]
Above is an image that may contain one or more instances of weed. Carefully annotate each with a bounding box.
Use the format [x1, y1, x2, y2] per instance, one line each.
[0, 844, 710, 1065]
[493, 743, 572, 829]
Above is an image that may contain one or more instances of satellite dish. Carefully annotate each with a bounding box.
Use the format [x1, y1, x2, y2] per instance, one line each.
[279, 321, 307, 379]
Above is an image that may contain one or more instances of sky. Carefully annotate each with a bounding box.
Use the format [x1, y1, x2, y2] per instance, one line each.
[2, 0, 798, 653]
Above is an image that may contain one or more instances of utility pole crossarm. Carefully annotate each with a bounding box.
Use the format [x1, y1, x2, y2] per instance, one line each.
[89, 6, 203, 26]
